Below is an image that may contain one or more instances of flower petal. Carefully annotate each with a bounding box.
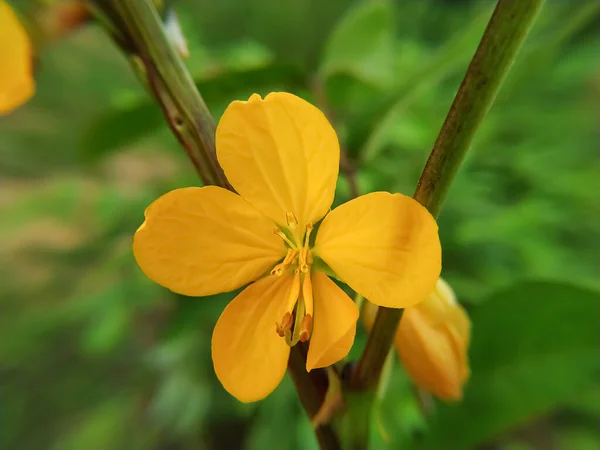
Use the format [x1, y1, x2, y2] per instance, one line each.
[212, 275, 292, 402]
[133, 186, 286, 296]
[314, 192, 441, 308]
[216, 92, 339, 230]
[0, 1, 34, 114]
[306, 272, 359, 371]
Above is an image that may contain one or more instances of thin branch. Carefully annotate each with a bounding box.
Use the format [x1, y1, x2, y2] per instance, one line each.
[288, 345, 341, 450]
[352, 0, 545, 390]
[92, 0, 229, 188]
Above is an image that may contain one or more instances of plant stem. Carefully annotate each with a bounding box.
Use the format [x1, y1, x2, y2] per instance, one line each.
[91, 0, 337, 447]
[352, 0, 545, 390]
[288, 346, 341, 450]
[91, 0, 229, 188]
[414, 0, 545, 215]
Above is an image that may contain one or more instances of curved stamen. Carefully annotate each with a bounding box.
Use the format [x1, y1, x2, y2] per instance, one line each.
[275, 312, 293, 337]
[276, 269, 302, 338]
[298, 223, 313, 273]
[299, 271, 314, 342]
[273, 227, 297, 249]
[286, 212, 298, 230]
[283, 269, 301, 313]
[298, 315, 312, 342]
[270, 248, 298, 276]
[274, 223, 315, 344]
[302, 271, 313, 317]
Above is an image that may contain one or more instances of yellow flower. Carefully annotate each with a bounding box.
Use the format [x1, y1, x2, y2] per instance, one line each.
[0, 0, 34, 115]
[133, 92, 441, 402]
[396, 278, 471, 400]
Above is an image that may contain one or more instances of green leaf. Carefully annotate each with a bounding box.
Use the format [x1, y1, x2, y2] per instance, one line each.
[421, 281, 600, 450]
[320, 0, 395, 88]
[81, 64, 306, 159]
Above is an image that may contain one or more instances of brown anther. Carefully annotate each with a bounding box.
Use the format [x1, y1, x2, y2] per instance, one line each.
[275, 324, 284, 337]
[298, 314, 313, 342]
[276, 312, 294, 337]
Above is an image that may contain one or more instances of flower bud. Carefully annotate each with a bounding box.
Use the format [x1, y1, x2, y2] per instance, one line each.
[1, 0, 35, 114]
[396, 278, 470, 401]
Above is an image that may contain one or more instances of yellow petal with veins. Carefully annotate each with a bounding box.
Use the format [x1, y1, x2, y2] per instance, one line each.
[133, 186, 285, 296]
[0, 1, 34, 114]
[314, 192, 441, 308]
[216, 92, 339, 231]
[212, 275, 292, 402]
[306, 272, 359, 371]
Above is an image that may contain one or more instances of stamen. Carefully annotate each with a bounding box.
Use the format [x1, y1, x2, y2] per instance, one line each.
[283, 269, 301, 313]
[299, 315, 312, 342]
[270, 248, 298, 276]
[276, 269, 302, 339]
[304, 223, 314, 247]
[274, 223, 316, 345]
[273, 227, 297, 249]
[302, 271, 314, 317]
[275, 312, 293, 337]
[298, 223, 314, 273]
[286, 212, 298, 229]
[286, 290, 306, 347]
[298, 271, 314, 342]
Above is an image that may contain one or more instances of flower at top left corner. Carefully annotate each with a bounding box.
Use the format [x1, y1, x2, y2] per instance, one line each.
[1, 0, 35, 115]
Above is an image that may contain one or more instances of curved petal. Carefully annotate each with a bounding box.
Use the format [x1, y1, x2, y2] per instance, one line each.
[216, 92, 339, 230]
[1, 1, 34, 114]
[134, 186, 285, 296]
[314, 192, 441, 308]
[306, 272, 359, 371]
[212, 275, 292, 402]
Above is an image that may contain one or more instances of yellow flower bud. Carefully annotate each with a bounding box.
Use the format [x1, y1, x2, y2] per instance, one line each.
[1, 0, 35, 115]
[396, 278, 471, 401]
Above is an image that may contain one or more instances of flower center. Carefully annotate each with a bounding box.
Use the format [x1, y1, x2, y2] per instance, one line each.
[271, 217, 314, 346]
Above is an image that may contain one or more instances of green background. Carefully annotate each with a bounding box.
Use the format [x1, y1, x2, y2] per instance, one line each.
[1, 0, 599, 449]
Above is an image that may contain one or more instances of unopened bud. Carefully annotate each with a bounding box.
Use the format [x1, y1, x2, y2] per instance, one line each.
[395, 278, 470, 401]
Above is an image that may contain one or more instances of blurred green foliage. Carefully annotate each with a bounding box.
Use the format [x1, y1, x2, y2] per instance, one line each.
[1, 0, 598, 449]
